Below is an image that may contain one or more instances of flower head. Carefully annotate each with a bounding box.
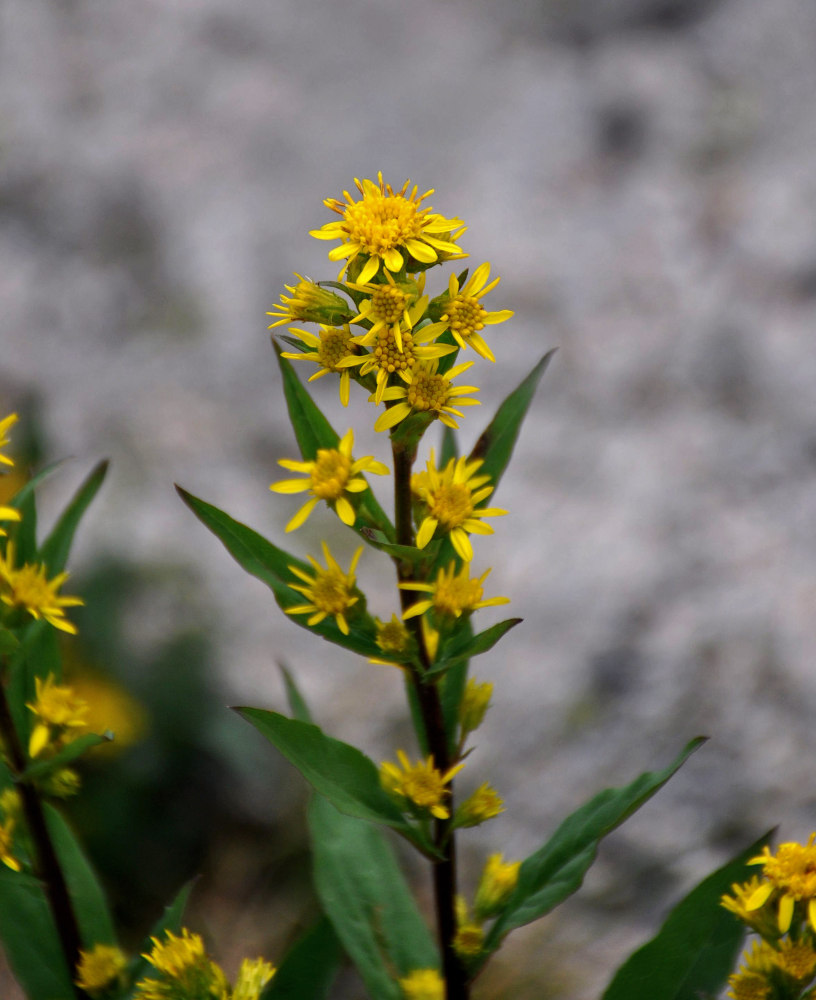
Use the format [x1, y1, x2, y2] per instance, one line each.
[746, 834, 816, 932]
[474, 853, 521, 919]
[370, 614, 414, 667]
[135, 929, 227, 1000]
[430, 263, 513, 362]
[374, 361, 480, 433]
[726, 941, 776, 1000]
[311, 173, 466, 284]
[459, 679, 493, 737]
[267, 274, 352, 328]
[26, 673, 89, 758]
[400, 562, 509, 621]
[346, 271, 426, 352]
[455, 782, 504, 828]
[285, 542, 362, 635]
[280, 324, 359, 406]
[412, 451, 506, 561]
[380, 749, 464, 820]
[774, 937, 816, 983]
[270, 429, 388, 531]
[76, 943, 128, 994]
[0, 542, 83, 634]
[398, 968, 445, 1000]
[231, 958, 276, 1000]
[0, 413, 18, 469]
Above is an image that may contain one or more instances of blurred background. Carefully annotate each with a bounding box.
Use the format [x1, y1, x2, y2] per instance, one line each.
[2, 0, 816, 995]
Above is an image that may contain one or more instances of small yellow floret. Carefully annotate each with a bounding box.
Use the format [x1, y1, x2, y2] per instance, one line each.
[280, 324, 358, 406]
[374, 361, 480, 434]
[398, 968, 446, 1000]
[231, 957, 276, 1000]
[474, 853, 521, 919]
[747, 833, 816, 932]
[455, 782, 504, 827]
[0, 542, 83, 634]
[400, 561, 509, 621]
[267, 274, 352, 328]
[286, 542, 362, 635]
[76, 943, 128, 993]
[380, 749, 464, 820]
[26, 674, 89, 758]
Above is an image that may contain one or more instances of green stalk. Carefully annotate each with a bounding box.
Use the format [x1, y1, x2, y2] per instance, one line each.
[0, 661, 85, 998]
[391, 440, 469, 1000]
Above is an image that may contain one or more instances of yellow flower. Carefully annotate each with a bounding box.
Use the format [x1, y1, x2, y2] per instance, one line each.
[398, 968, 446, 1000]
[721, 877, 771, 928]
[26, 674, 89, 758]
[280, 324, 359, 406]
[0, 818, 21, 872]
[231, 957, 276, 1000]
[374, 361, 480, 433]
[455, 782, 504, 827]
[0, 413, 18, 468]
[135, 929, 228, 1000]
[774, 937, 816, 982]
[346, 272, 425, 352]
[311, 173, 466, 284]
[341, 309, 456, 406]
[726, 970, 771, 1000]
[267, 274, 352, 328]
[76, 943, 128, 993]
[270, 429, 389, 531]
[380, 749, 464, 820]
[459, 679, 493, 737]
[370, 614, 414, 667]
[400, 562, 510, 621]
[747, 834, 816, 932]
[0, 542, 83, 634]
[285, 542, 362, 635]
[430, 262, 513, 362]
[453, 922, 484, 958]
[412, 451, 506, 561]
[474, 853, 521, 919]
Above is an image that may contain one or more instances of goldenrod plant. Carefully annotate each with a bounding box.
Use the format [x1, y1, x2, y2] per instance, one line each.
[0, 177, 790, 999]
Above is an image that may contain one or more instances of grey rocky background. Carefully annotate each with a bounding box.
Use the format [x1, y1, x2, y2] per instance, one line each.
[3, 0, 816, 995]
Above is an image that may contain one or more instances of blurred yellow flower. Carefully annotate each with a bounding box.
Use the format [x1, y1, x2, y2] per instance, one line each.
[398, 968, 445, 1000]
[26, 674, 89, 758]
[747, 834, 816, 932]
[0, 413, 18, 468]
[400, 562, 509, 621]
[231, 957, 276, 1000]
[380, 749, 463, 820]
[0, 542, 83, 634]
[76, 943, 128, 993]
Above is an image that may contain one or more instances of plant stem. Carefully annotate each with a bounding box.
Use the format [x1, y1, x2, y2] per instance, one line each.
[0, 664, 84, 997]
[391, 441, 469, 1000]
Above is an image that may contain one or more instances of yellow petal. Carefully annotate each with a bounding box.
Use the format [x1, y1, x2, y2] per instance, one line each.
[779, 894, 795, 932]
[415, 517, 438, 550]
[286, 498, 318, 532]
[335, 496, 356, 526]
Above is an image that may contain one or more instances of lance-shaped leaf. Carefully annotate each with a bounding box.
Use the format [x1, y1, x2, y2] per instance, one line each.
[262, 917, 342, 1000]
[236, 708, 433, 853]
[45, 804, 116, 947]
[602, 831, 772, 1000]
[39, 459, 108, 574]
[482, 738, 706, 955]
[469, 349, 556, 497]
[178, 488, 381, 659]
[125, 881, 194, 999]
[0, 866, 74, 1000]
[430, 618, 523, 677]
[309, 795, 439, 1000]
[274, 345, 394, 541]
[280, 664, 314, 724]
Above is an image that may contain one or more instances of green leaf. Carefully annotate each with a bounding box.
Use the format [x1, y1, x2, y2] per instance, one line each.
[45, 803, 116, 947]
[274, 345, 394, 540]
[469, 349, 556, 496]
[601, 831, 772, 1000]
[0, 865, 74, 1000]
[483, 738, 707, 955]
[177, 488, 381, 659]
[309, 795, 439, 1000]
[430, 618, 523, 676]
[6, 620, 61, 743]
[279, 664, 314, 724]
[39, 459, 108, 574]
[262, 917, 342, 1000]
[439, 425, 459, 467]
[0, 627, 19, 655]
[20, 731, 112, 782]
[236, 708, 430, 849]
[125, 881, 194, 999]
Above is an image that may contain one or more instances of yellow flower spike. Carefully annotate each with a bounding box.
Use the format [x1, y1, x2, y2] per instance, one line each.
[231, 957, 276, 1000]
[746, 834, 816, 933]
[380, 749, 464, 820]
[435, 262, 514, 362]
[0, 542, 84, 634]
[311, 173, 467, 283]
[373, 360, 480, 433]
[412, 450, 506, 561]
[474, 853, 521, 919]
[398, 968, 445, 1000]
[26, 674, 90, 758]
[270, 429, 388, 531]
[267, 274, 352, 328]
[76, 943, 128, 993]
[280, 324, 359, 406]
[400, 561, 510, 621]
[0, 413, 18, 468]
[455, 782, 505, 827]
[285, 542, 362, 635]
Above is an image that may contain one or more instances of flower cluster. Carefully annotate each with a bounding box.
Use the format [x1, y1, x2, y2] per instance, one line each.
[76, 929, 276, 1000]
[722, 834, 816, 999]
[452, 853, 521, 962]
